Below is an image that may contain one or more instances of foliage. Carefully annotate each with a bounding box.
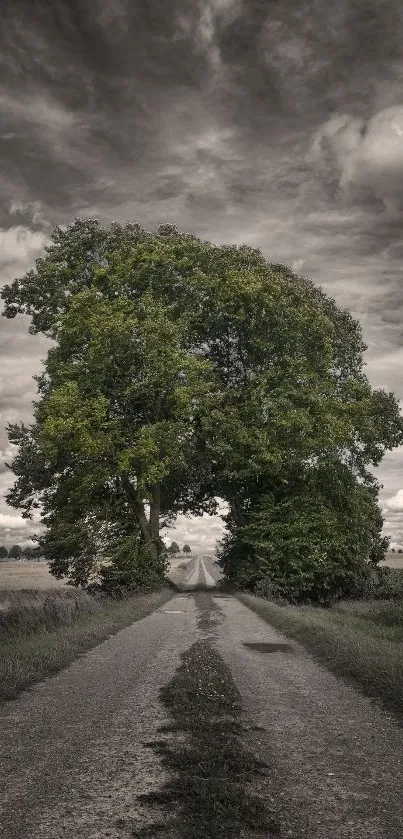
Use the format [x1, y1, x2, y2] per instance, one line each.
[183, 544, 191, 553]
[356, 567, 403, 600]
[2, 218, 403, 599]
[8, 545, 22, 559]
[0, 588, 100, 635]
[217, 461, 393, 605]
[168, 541, 180, 555]
[2, 220, 222, 586]
[0, 546, 8, 559]
[95, 535, 168, 594]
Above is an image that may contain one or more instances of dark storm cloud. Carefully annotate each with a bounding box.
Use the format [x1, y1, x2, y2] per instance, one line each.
[1, 0, 403, 544]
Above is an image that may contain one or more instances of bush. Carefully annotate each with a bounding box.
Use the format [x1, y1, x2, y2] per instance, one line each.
[252, 575, 290, 605]
[96, 536, 168, 594]
[369, 601, 403, 627]
[219, 462, 389, 606]
[353, 566, 403, 601]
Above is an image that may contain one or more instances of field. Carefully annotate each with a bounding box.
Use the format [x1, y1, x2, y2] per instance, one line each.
[0, 561, 68, 590]
[0, 555, 196, 591]
[379, 551, 403, 569]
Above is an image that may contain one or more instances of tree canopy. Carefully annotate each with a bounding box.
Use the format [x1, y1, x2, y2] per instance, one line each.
[2, 218, 402, 599]
[168, 541, 180, 556]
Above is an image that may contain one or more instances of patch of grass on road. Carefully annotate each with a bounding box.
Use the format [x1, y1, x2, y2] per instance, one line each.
[135, 640, 280, 838]
[238, 592, 403, 719]
[0, 588, 174, 702]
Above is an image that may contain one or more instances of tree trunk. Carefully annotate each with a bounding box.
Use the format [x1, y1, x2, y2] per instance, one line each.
[230, 495, 245, 527]
[121, 476, 158, 561]
[149, 484, 161, 542]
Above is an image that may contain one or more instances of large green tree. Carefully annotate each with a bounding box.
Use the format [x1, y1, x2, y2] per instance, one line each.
[2, 218, 402, 596]
[2, 221, 222, 584]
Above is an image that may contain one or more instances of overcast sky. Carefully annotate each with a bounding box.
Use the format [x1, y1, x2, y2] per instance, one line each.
[1, 0, 403, 551]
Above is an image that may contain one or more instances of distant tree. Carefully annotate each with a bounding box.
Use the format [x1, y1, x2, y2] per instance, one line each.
[0, 546, 8, 559]
[168, 541, 180, 555]
[392, 548, 396, 552]
[183, 544, 191, 554]
[23, 546, 34, 560]
[8, 544, 22, 559]
[398, 549, 403, 554]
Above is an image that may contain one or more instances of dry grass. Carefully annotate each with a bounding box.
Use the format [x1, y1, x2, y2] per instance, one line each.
[0, 587, 174, 701]
[0, 560, 68, 590]
[0, 587, 100, 634]
[238, 591, 403, 721]
[379, 552, 403, 569]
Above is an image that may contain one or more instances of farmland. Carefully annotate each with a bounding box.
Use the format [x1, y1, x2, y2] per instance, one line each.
[0, 554, 196, 591]
[379, 551, 403, 569]
[0, 560, 68, 590]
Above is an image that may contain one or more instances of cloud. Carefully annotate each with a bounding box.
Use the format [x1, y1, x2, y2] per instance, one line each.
[9, 200, 51, 228]
[163, 500, 229, 552]
[384, 489, 403, 512]
[93, 0, 130, 41]
[0, 0, 403, 548]
[0, 225, 48, 273]
[310, 107, 403, 213]
[0, 512, 29, 530]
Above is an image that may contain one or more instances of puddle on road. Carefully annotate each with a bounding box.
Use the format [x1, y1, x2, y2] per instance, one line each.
[243, 642, 294, 654]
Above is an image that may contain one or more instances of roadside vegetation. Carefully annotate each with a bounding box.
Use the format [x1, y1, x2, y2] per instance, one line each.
[0, 586, 174, 701]
[0, 560, 67, 590]
[238, 567, 403, 719]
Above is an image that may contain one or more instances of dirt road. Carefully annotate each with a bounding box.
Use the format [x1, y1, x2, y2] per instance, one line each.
[1, 556, 403, 838]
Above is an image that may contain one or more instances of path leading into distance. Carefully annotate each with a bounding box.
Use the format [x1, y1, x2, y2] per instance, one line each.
[1, 556, 403, 837]
[168, 553, 218, 590]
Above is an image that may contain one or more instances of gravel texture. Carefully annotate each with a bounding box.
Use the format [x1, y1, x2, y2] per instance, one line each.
[213, 594, 403, 839]
[2, 557, 403, 838]
[0, 593, 199, 838]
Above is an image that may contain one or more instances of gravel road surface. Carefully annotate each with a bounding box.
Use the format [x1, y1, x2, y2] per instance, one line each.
[1, 556, 403, 838]
[213, 592, 403, 838]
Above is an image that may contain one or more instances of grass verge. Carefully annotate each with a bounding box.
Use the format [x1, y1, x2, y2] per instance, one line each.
[134, 639, 280, 838]
[0, 587, 103, 634]
[0, 587, 174, 702]
[238, 591, 403, 720]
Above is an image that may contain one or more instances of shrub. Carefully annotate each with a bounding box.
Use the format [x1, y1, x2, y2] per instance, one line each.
[96, 536, 168, 594]
[219, 461, 389, 606]
[369, 601, 403, 627]
[354, 566, 403, 600]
